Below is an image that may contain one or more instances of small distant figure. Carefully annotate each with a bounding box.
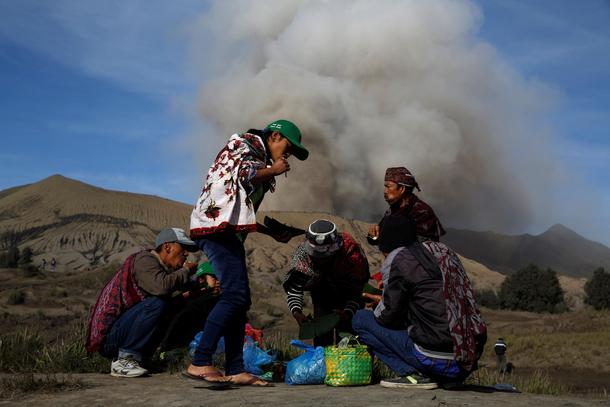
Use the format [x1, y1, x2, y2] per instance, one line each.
[494, 337, 508, 373]
[50, 257, 56, 272]
[41, 258, 47, 271]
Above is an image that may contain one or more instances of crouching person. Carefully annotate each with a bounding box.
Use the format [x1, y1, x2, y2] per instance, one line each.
[283, 219, 370, 346]
[85, 228, 214, 378]
[352, 214, 487, 389]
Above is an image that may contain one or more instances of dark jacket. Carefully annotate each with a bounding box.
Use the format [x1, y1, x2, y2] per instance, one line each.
[376, 245, 453, 352]
[379, 194, 446, 242]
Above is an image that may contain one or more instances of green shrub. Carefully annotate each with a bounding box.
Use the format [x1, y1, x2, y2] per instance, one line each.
[585, 268, 610, 310]
[6, 289, 25, 305]
[498, 264, 565, 313]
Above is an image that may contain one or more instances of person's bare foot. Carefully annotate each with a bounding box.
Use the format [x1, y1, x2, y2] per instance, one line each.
[228, 372, 272, 386]
[185, 364, 230, 383]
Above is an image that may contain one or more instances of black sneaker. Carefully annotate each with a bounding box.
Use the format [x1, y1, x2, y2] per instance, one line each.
[380, 374, 438, 389]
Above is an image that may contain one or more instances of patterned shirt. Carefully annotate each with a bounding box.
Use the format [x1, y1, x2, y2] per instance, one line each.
[381, 194, 446, 242]
[190, 131, 274, 238]
[283, 232, 369, 315]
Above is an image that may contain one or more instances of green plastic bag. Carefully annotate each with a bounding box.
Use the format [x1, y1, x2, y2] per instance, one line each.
[324, 336, 371, 386]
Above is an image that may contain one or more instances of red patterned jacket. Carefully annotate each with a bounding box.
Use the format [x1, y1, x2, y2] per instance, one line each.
[85, 251, 146, 353]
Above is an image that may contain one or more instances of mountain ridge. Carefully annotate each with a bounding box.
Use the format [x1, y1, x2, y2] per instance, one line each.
[444, 223, 610, 277]
[1, 175, 608, 280]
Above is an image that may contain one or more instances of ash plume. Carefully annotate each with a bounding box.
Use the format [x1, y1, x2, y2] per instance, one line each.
[189, 0, 558, 232]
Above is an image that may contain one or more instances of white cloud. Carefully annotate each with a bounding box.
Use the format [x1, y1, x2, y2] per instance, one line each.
[0, 0, 205, 97]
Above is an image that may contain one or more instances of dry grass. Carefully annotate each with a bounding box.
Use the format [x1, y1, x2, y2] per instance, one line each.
[467, 367, 567, 395]
[0, 374, 89, 400]
[0, 318, 108, 374]
[480, 309, 610, 373]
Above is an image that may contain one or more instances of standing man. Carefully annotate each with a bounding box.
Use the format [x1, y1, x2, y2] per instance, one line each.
[187, 119, 309, 386]
[368, 167, 445, 244]
[283, 219, 370, 346]
[86, 228, 216, 378]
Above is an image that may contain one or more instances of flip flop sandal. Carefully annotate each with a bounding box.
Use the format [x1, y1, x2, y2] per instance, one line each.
[181, 371, 232, 389]
[229, 375, 274, 387]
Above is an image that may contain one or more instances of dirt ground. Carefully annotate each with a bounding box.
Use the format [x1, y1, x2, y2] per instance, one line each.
[1, 373, 607, 407]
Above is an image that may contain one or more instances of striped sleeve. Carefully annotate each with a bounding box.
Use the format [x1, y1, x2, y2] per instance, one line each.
[284, 271, 310, 313]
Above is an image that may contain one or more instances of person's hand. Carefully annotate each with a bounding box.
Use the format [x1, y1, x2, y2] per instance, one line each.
[362, 293, 382, 308]
[367, 224, 380, 239]
[270, 156, 290, 176]
[292, 310, 311, 326]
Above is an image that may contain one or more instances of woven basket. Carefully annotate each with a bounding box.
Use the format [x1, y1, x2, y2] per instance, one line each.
[324, 342, 372, 386]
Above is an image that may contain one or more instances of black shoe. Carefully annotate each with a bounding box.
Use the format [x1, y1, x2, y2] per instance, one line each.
[380, 373, 438, 389]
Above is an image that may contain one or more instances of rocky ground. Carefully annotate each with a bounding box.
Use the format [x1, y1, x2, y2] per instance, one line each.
[1, 373, 607, 407]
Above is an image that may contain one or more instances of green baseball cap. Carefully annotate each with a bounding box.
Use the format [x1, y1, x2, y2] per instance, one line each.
[265, 119, 309, 161]
[196, 262, 215, 277]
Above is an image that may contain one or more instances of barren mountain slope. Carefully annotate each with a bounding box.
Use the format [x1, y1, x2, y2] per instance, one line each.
[0, 175, 192, 269]
[0, 176, 583, 306]
[444, 225, 610, 277]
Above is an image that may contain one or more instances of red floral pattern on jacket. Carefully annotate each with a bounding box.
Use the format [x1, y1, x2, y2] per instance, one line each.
[85, 251, 146, 353]
[288, 232, 370, 296]
[190, 132, 274, 237]
[422, 241, 487, 371]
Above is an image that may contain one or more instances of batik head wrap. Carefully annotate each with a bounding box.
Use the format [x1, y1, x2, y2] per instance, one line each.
[384, 167, 421, 191]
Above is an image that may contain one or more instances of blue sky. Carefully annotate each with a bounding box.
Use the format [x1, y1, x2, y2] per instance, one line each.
[0, 0, 609, 245]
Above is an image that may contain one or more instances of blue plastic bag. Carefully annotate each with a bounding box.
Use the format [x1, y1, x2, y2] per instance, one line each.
[285, 340, 326, 385]
[243, 336, 275, 376]
[188, 331, 224, 358]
